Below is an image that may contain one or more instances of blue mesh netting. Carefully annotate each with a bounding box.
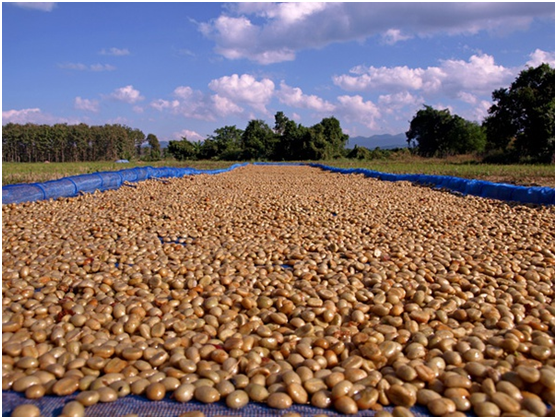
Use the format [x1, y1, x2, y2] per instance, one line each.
[2, 162, 554, 206]
[2, 164, 248, 204]
[309, 163, 555, 205]
[2, 390, 434, 417]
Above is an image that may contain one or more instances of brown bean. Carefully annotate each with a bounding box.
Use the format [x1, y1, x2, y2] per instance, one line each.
[333, 395, 359, 415]
[52, 377, 79, 396]
[267, 392, 292, 409]
[75, 390, 101, 407]
[226, 390, 249, 409]
[61, 401, 85, 417]
[11, 404, 41, 417]
[194, 386, 220, 404]
[145, 382, 166, 401]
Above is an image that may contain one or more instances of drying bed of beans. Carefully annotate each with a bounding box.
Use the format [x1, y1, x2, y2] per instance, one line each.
[2, 165, 555, 417]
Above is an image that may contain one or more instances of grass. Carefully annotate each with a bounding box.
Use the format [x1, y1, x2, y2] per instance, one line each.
[2, 156, 555, 187]
[1, 160, 233, 186]
[322, 156, 555, 187]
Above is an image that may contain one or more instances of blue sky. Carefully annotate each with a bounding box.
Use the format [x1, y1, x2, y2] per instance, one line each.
[2, 2, 555, 142]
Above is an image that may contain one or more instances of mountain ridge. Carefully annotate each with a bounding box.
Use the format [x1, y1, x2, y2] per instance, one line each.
[348, 133, 407, 149]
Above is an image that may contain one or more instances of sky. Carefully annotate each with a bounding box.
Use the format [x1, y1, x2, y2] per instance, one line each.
[2, 2, 555, 143]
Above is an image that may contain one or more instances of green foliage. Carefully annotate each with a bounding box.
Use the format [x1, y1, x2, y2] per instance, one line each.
[483, 63, 555, 163]
[145, 133, 161, 161]
[167, 138, 199, 161]
[241, 119, 276, 160]
[406, 106, 486, 157]
[2, 123, 144, 163]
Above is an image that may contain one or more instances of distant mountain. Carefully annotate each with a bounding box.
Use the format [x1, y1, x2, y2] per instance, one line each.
[348, 133, 408, 150]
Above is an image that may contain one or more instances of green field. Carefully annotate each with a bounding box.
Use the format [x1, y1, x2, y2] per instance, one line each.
[2, 157, 555, 187]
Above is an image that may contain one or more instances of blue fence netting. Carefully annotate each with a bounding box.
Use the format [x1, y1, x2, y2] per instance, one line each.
[2, 163, 248, 205]
[2, 162, 554, 206]
[308, 163, 555, 206]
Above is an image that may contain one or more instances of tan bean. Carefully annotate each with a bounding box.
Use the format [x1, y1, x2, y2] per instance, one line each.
[427, 398, 456, 416]
[226, 389, 249, 409]
[194, 386, 220, 404]
[267, 392, 292, 409]
[52, 377, 79, 396]
[11, 404, 41, 417]
[174, 383, 196, 403]
[145, 382, 166, 401]
[61, 401, 85, 417]
[75, 390, 101, 407]
[333, 395, 359, 415]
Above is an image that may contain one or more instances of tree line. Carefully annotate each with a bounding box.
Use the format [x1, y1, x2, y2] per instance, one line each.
[167, 113, 349, 161]
[2, 123, 162, 163]
[2, 64, 553, 164]
[406, 64, 554, 163]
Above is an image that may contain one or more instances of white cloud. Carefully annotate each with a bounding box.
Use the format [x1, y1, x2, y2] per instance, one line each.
[3, 108, 42, 124]
[151, 86, 216, 121]
[74, 97, 99, 112]
[378, 91, 423, 114]
[335, 65, 425, 92]
[90, 63, 116, 72]
[526, 49, 555, 68]
[59, 62, 116, 71]
[100, 47, 130, 56]
[211, 94, 244, 117]
[456, 91, 478, 105]
[12, 2, 56, 12]
[2, 108, 77, 124]
[208, 74, 275, 114]
[109, 85, 144, 104]
[174, 129, 204, 142]
[381, 29, 411, 45]
[151, 99, 180, 112]
[336, 95, 381, 130]
[277, 82, 335, 112]
[200, 3, 554, 64]
[334, 54, 515, 99]
[174, 86, 195, 99]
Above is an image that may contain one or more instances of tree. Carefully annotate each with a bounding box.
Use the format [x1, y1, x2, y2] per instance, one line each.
[241, 119, 276, 160]
[313, 116, 349, 159]
[483, 63, 555, 162]
[205, 125, 243, 160]
[146, 133, 161, 161]
[406, 105, 485, 157]
[167, 137, 199, 161]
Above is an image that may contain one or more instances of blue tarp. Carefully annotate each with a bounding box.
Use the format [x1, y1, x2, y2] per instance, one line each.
[2, 163, 248, 204]
[2, 162, 554, 205]
[309, 163, 555, 206]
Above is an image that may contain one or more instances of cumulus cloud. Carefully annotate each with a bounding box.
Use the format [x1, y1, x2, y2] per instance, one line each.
[381, 29, 411, 45]
[2, 108, 76, 125]
[59, 62, 116, 71]
[333, 54, 515, 99]
[12, 2, 56, 12]
[276, 82, 335, 112]
[174, 129, 204, 142]
[74, 97, 99, 112]
[200, 3, 554, 64]
[109, 85, 144, 104]
[526, 49, 555, 68]
[336, 95, 381, 130]
[208, 74, 275, 114]
[211, 94, 244, 117]
[378, 92, 423, 114]
[151, 86, 216, 121]
[100, 47, 130, 56]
